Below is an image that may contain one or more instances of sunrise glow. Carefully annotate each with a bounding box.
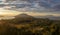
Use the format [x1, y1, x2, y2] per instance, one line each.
[0, 8, 60, 16]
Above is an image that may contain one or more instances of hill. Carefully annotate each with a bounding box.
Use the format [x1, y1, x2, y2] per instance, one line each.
[15, 13, 34, 19]
[0, 13, 60, 35]
[35, 15, 60, 20]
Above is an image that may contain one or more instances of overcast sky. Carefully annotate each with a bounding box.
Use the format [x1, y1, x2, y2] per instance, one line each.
[0, 0, 60, 15]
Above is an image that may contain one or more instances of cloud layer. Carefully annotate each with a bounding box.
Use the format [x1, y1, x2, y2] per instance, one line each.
[6, 0, 60, 12]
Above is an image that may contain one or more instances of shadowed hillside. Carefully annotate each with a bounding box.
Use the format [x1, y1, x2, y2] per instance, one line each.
[0, 14, 60, 35]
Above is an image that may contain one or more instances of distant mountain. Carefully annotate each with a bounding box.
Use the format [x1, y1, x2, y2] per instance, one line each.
[35, 15, 60, 20]
[14, 13, 35, 22]
[15, 14, 60, 20]
[15, 13, 33, 18]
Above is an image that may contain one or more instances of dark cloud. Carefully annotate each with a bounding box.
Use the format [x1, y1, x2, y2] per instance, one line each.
[7, 0, 60, 12]
[53, 5, 60, 11]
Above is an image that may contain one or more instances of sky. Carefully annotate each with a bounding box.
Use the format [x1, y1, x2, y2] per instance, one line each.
[7, 0, 60, 12]
[0, 0, 60, 16]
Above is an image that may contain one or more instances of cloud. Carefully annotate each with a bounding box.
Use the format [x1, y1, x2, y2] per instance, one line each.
[6, 0, 60, 12]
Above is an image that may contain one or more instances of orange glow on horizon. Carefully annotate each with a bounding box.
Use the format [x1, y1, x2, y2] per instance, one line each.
[0, 8, 60, 16]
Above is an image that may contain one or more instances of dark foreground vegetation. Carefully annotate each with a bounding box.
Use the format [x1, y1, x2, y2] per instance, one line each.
[0, 14, 60, 35]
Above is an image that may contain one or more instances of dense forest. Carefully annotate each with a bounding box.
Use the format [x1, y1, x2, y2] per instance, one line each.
[0, 14, 60, 35]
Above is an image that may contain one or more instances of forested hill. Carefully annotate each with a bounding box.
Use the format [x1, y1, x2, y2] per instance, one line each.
[0, 14, 60, 35]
